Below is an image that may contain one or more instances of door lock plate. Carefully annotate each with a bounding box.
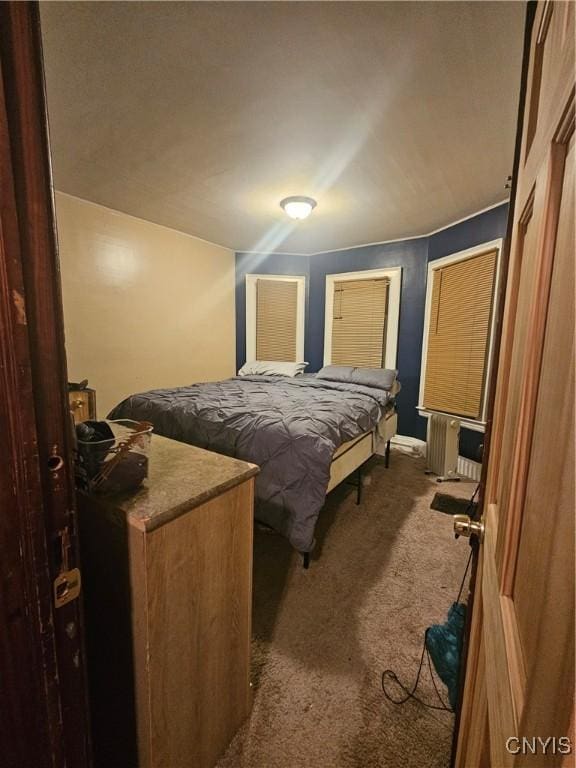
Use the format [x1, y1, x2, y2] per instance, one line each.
[54, 568, 82, 608]
[54, 527, 81, 608]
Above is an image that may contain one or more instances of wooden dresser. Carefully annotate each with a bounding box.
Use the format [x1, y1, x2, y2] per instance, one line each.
[78, 435, 258, 768]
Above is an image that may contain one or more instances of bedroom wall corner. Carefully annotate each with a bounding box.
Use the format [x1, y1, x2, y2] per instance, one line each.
[55, 193, 236, 416]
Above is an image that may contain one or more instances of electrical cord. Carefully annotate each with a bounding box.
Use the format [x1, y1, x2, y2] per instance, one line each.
[381, 635, 452, 712]
[455, 548, 473, 605]
[381, 483, 477, 713]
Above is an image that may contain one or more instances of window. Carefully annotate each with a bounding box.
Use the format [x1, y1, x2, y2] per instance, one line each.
[331, 278, 389, 367]
[245, 274, 305, 363]
[256, 278, 298, 361]
[419, 240, 502, 427]
[324, 267, 401, 370]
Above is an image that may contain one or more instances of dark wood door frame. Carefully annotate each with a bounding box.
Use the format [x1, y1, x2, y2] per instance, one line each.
[0, 3, 90, 766]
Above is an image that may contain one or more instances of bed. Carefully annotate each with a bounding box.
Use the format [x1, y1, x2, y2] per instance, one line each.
[108, 370, 399, 561]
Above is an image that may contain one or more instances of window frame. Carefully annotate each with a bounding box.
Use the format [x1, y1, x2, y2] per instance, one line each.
[323, 266, 402, 369]
[417, 238, 503, 432]
[245, 273, 306, 363]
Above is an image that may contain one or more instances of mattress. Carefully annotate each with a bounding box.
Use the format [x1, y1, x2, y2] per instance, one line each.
[109, 375, 395, 552]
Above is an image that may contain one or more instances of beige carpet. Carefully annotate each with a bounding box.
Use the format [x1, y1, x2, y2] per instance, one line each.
[216, 450, 475, 768]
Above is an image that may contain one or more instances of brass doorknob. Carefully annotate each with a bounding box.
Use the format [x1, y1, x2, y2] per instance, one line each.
[453, 514, 484, 540]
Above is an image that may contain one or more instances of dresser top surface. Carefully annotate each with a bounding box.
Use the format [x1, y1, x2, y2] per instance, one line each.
[99, 434, 258, 532]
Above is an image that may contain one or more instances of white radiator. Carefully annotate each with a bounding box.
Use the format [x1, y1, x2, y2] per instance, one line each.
[426, 414, 460, 480]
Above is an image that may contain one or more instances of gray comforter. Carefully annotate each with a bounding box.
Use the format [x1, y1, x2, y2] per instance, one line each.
[108, 375, 392, 552]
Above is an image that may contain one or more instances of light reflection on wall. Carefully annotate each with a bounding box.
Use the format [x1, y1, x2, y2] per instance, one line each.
[95, 237, 141, 287]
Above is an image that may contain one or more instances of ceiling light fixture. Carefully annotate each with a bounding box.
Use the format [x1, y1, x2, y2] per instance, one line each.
[280, 195, 317, 220]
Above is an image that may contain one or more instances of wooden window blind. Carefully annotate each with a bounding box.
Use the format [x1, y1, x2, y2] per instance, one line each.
[256, 279, 298, 361]
[423, 249, 497, 419]
[331, 278, 390, 367]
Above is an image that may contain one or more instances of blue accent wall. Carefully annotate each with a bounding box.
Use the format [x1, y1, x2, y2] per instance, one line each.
[307, 238, 429, 441]
[428, 204, 509, 262]
[235, 203, 509, 459]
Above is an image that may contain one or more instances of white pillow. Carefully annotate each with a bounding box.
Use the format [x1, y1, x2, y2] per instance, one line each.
[238, 360, 308, 377]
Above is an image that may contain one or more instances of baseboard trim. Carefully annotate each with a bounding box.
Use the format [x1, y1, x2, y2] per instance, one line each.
[391, 434, 482, 481]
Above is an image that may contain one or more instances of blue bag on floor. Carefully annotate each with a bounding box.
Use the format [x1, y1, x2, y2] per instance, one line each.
[425, 602, 467, 710]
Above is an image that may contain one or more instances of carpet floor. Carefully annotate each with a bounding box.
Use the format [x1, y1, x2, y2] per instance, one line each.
[216, 450, 475, 768]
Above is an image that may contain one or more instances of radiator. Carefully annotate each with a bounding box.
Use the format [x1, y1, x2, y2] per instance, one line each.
[426, 414, 460, 480]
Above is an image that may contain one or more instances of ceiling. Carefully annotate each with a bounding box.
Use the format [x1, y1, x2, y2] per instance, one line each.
[40, 2, 524, 255]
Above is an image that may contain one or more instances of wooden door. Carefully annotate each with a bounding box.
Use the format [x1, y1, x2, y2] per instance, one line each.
[0, 3, 90, 766]
[456, 2, 575, 766]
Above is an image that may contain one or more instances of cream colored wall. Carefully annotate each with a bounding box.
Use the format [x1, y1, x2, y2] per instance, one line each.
[55, 193, 236, 417]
